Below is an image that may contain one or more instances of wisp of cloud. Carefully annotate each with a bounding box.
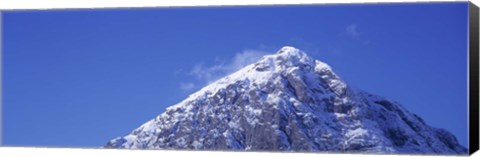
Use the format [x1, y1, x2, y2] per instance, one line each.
[180, 49, 268, 92]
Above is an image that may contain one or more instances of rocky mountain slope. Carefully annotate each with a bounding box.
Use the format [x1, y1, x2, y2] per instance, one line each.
[105, 46, 467, 154]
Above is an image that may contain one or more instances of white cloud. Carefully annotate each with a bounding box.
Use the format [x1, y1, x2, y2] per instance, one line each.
[181, 49, 268, 91]
[230, 50, 267, 71]
[345, 24, 360, 38]
[188, 62, 225, 84]
[344, 24, 371, 45]
[179, 82, 195, 91]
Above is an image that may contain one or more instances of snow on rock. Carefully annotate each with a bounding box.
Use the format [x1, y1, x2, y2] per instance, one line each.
[104, 46, 467, 155]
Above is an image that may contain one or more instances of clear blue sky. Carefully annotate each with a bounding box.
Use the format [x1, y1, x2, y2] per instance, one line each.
[2, 2, 469, 148]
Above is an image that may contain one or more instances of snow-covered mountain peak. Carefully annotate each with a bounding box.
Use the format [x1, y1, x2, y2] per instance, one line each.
[271, 46, 315, 67]
[105, 46, 467, 155]
[276, 46, 303, 55]
[181, 46, 334, 104]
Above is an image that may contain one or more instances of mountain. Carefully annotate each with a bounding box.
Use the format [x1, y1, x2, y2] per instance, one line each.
[105, 46, 467, 154]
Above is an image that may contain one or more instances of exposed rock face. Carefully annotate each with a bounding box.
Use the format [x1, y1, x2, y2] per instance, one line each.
[105, 46, 467, 155]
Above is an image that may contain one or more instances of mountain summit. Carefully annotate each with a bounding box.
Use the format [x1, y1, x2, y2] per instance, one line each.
[105, 46, 467, 154]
